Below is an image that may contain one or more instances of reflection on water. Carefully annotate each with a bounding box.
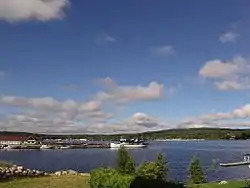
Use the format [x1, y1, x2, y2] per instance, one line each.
[0, 140, 250, 182]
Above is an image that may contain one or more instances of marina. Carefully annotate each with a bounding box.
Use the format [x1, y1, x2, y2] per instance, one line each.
[0, 135, 148, 150]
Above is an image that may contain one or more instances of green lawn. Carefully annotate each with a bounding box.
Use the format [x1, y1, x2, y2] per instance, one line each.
[0, 176, 247, 188]
[192, 181, 246, 188]
[0, 175, 90, 188]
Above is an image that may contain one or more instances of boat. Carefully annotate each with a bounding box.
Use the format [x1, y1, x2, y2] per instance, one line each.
[110, 138, 147, 148]
[220, 154, 250, 167]
[40, 144, 54, 149]
[59, 145, 71, 149]
[4, 145, 21, 150]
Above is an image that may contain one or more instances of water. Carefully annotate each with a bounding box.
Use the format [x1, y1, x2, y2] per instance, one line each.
[0, 140, 250, 182]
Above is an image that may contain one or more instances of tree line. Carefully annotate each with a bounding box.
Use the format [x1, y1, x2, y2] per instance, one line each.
[90, 146, 207, 188]
[2, 128, 250, 140]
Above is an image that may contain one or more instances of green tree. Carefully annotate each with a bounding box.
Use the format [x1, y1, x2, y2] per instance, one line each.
[136, 153, 168, 181]
[188, 156, 207, 184]
[155, 153, 168, 180]
[116, 146, 135, 175]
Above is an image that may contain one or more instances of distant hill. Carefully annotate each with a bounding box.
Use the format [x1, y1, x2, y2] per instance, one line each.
[0, 128, 249, 140]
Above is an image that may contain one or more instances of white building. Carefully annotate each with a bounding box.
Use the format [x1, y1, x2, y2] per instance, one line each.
[0, 135, 39, 145]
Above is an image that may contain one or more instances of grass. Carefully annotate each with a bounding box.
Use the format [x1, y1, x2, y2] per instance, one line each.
[191, 180, 246, 188]
[0, 161, 12, 168]
[0, 175, 90, 188]
[0, 176, 247, 188]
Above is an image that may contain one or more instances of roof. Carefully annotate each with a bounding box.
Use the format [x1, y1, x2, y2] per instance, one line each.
[0, 135, 37, 141]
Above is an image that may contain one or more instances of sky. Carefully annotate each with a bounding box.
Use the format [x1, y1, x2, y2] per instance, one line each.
[0, 0, 250, 134]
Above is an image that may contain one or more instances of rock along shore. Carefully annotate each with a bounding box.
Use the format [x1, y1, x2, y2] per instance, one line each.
[0, 165, 89, 181]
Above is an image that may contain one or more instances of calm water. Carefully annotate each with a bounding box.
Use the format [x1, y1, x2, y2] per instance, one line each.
[1, 140, 250, 182]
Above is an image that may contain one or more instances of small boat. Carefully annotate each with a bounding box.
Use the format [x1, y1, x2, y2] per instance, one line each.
[110, 138, 147, 148]
[40, 145, 54, 149]
[220, 154, 250, 167]
[4, 145, 21, 150]
[59, 146, 71, 149]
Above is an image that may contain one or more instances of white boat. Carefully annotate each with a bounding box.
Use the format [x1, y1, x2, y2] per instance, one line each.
[40, 145, 54, 149]
[59, 146, 71, 149]
[4, 145, 21, 150]
[110, 142, 146, 148]
[110, 138, 147, 148]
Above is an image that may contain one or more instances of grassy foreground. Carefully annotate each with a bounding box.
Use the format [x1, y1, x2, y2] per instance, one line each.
[0, 175, 90, 188]
[0, 176, 246, 188]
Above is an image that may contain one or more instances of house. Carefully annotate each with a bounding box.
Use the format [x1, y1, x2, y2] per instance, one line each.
[0, 135, 24, 145]
[23, 136, 40, 145]
[0, 135, 40, 145]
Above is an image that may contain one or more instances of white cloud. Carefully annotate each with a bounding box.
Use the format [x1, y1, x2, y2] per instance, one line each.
[2, 93, 250, 133]
[0, 0, 69, 23]
[0, 77, 168, 134]
[94, 78, 165, 104]
[178, 103, 250, 129]
[105, 35, 116, 43]
[199, 56, 250, 90]
[219, 31, 240, 43]
[96, 34, 117, 44]
[152, 45, 176, 57]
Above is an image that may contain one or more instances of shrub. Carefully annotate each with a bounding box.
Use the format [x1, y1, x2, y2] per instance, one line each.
[90, 167, 134, 188]
[136, 153, 168, 181]
[188, 156, 207, 184]
[155, 153, 168, 180]
[137, 161, 160, 180]
[116, 146, 135, 175]
[0, 161, 12, 168]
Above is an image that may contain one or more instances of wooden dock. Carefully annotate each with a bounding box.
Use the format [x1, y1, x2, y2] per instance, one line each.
[220, 161, 250, 167]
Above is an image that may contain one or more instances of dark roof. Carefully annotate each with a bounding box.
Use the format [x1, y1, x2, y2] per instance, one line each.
[0, 135, 38, 141]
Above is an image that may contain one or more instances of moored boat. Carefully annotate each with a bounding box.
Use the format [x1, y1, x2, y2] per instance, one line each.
[110, 138, 147, 148]
[4, 145, 21, 150]
[40, 144, 54, 149]
[59, 145, 71, 149]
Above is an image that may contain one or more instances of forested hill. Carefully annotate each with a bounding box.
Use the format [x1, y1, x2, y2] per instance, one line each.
[1, 128, 250, 140]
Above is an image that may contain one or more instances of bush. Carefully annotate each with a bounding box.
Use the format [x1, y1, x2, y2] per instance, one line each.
[136, 153, 168, 181]
[188, 156, 207, 184]
[90, 167, 134, 188]
[155, 153, 168, 180]
[116, 146, 135, 175]
[0, 161, 12, 168]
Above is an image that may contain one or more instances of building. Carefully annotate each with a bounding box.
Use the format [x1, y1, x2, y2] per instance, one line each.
[0, 135, 40, 145]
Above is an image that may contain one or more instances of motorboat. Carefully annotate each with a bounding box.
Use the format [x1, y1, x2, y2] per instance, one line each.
[110, 138, 147, 148]
[4, 145, 21, 150]
[40, 144, 54, 149]
[59, 145, 71, 149]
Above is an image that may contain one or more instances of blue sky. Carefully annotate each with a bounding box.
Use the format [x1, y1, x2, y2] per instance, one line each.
[0, 0, 250, 134]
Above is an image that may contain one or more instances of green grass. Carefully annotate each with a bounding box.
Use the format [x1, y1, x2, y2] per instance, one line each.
[0, 175, 90, 188]
[0, 161, 12, 168]
[191, 180, 246, 188]
[0, 176, 247, 188]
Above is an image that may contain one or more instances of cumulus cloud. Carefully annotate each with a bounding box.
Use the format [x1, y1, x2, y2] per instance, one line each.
[1, 93, 250, 133]
[0, 109, 163, 134]
[94, 78, 165, 104]
[199, 56, 250, 90]
[152, 45, 176, 57]
[0, 78, 170, 134]
[219, 31, 240, 43]
[178, 103, 250, 129]
[0, 0, 69, 23]
[105, 35, 116, 43]
[96, 34, 117, 44]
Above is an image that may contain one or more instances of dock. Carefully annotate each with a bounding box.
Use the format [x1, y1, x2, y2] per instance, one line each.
[220, 154, 250, 167]
[220, 161, 250, 167]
